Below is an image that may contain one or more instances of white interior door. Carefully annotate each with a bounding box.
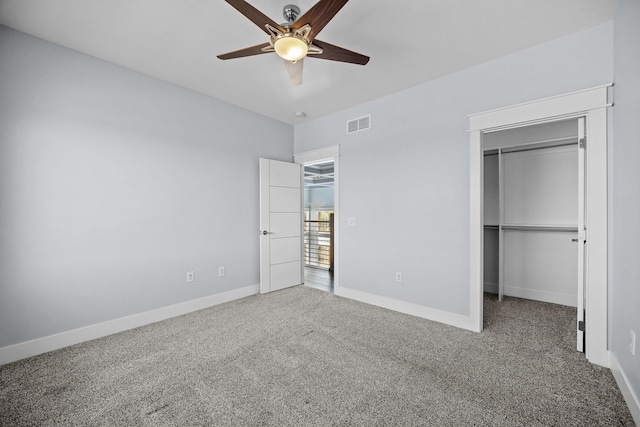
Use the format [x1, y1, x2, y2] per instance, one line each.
[498, 150, 504, 302]
[576, 117, 586, 352]
[259, 158, 303, 294]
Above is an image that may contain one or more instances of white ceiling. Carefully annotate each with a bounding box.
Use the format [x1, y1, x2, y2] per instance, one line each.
[0, 0, 619, 125]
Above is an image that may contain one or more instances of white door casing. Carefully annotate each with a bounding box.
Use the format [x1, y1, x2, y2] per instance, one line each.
[259, 159, 303, 294]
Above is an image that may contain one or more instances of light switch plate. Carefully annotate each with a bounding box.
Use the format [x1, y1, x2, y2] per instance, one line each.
[347, 217, 356, 227]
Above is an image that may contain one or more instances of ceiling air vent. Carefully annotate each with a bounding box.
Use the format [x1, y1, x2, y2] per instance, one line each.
[347, 115, 371, 134]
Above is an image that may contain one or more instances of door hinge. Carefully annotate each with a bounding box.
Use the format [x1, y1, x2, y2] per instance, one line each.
[578, 320, 585, 332]
[579, 137, 586, 149]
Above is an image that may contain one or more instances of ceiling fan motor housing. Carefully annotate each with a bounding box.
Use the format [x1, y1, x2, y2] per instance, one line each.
[282, 4, 300, 24]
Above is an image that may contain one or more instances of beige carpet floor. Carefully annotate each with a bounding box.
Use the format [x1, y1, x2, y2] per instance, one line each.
[0, 286, 634, 426]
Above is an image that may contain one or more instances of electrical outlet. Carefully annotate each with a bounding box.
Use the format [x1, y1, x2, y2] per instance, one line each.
[218, 266, 225, 277]
[630, 330, 636, 356]
[186, 271, 195, 283]
[395, 272, 402, 283]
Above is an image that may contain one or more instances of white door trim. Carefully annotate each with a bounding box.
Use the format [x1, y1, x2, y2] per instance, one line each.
[469, 85, 611, 367]
[294, 145, 340, 291]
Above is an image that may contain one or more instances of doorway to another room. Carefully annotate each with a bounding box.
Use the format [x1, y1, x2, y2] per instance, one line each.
[303, 160, 335, 292]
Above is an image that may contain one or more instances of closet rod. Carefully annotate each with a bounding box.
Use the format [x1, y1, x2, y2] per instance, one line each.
[502, 225, 578, 232]
[501, 140, 577, 154]
[483, 136, 578, 155]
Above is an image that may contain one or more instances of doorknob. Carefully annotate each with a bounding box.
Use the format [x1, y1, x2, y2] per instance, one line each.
[572, 239, 579, 242]
[261, 230, 272, 235]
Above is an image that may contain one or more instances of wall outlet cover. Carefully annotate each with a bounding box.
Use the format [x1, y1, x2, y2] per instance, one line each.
[186, 271, 195, 283]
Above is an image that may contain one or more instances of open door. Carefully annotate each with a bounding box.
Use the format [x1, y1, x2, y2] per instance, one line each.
[576, 117, 586, 352]
[259, 158, 303, 294]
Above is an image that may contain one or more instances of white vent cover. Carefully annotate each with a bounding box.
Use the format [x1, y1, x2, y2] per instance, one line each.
[347, 115, 371, 134]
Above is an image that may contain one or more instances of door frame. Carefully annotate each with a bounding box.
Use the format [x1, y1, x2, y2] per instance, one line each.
[469, 85, 612, 367]
[294, 145, 340, 291]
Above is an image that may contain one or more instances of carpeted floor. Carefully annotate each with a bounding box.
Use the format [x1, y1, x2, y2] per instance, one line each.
[0, 286, 635, 426]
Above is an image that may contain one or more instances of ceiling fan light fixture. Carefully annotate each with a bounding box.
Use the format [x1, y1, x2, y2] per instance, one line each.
[274, 34, 308, 62]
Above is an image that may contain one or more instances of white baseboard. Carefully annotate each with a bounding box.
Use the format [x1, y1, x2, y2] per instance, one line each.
[0, 285, 259, 366]
[609, 352, 640, 425]
[504, 285, 576, 307]
[334, 287, 476, 331]
[484, 282, 498, 294]
[483, 283, 575, 307]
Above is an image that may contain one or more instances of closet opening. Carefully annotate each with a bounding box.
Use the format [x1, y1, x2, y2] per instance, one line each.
[482, 118, 585, 351]
[470, 85, 610, 366]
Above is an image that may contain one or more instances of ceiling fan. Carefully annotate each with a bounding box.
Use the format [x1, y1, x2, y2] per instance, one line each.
[217, 0, 369, 85]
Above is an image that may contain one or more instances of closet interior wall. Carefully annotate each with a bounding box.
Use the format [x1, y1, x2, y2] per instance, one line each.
[483, 119, 581, 307]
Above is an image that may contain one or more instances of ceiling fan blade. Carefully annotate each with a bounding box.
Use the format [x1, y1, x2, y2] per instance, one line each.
[310, 39, 369, 65]
[217, 42, 272, 60]
[283, 59, 304, 85]
[224, 0, 285, 35]
[291, 0, 348, 41]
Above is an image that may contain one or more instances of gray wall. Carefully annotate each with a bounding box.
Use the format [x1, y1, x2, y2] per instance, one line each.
[0, 26, 293, 348]
[294, 22, 614, 315]
[612, 0, 640, 405]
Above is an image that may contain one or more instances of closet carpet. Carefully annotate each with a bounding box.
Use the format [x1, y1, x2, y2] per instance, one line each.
[0, 286, 634, 426]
